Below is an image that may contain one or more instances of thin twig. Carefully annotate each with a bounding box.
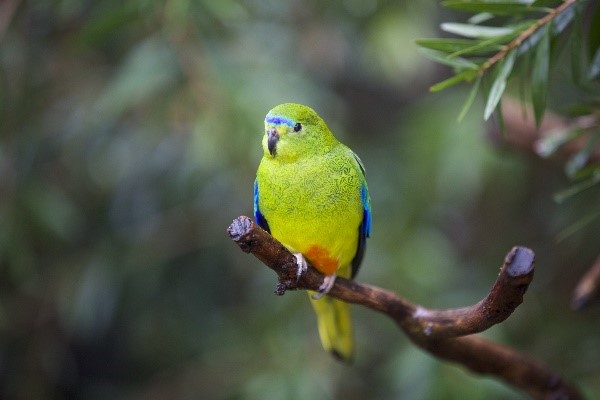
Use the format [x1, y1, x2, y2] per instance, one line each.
[479, 0, 578, 75]
[227, 216, 583, 399]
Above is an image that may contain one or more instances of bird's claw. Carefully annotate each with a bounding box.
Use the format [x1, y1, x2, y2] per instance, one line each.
[294, 253, 308, 283]
[311, 274, 337, 300]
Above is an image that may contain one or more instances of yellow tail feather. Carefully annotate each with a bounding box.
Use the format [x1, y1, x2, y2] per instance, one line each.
[308, 292, 354, 362]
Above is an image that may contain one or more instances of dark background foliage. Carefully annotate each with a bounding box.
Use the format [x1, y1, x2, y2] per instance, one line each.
[0, 1, 598, 399]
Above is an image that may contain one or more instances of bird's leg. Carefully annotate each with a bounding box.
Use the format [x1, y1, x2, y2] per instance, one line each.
[311, 274, 337, 300]
[293, 253, 308, 283]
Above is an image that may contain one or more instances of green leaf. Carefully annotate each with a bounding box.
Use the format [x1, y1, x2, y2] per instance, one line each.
[441, 23, 514, 38]
[571, 5, 583, 85]
[531, 22, 551, 127]
[415, 38, 480, 54]
[496, 99, 506, 135]
[552, 3, 575, 35]
[519, 50, 532, 113]
[589, 3, 600, 59]
[516, 21, 548, 54]
[468, 12, 494, 25]
[457, 74, 482, 121]
[531, 0, 561, 6]
[588, 46, 600, 81]
[484, 50, 517, 120]
[442, 1, 539, 14]
[553, 171, 600, 204]
[565, 131, 600, 178]
[556, 209, 600, 242]
[569, 163, 600, 181]
[447, 33, 515, 59]
[534, 127, 584, 157]
[418, 48, 479, 69]
[430, 69, 478, 92]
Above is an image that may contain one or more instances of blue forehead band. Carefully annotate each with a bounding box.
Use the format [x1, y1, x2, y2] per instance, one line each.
[265, 115, 294, 127]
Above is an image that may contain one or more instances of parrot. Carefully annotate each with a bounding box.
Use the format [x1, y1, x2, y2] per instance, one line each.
[253, 103, 371, 362]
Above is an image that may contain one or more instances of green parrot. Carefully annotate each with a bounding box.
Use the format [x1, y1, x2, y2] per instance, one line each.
[254, 103, 371, 362]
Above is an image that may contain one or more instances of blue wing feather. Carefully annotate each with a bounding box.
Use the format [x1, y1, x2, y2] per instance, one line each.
[254, 179, 270, 233]
[351, 153, 371, 278]
[361, 183, 372, 238]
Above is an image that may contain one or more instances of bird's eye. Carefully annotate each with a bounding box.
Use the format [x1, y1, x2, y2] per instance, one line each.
[293, 123, 302, 132]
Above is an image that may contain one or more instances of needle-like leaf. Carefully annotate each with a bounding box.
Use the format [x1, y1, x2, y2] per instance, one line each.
[430, 69, 479, 92]
[441, 23, 515, 38]
[565, 131, 600, 177]
[531, 23, 551, 127]
[419, 48, 479, 69]
[484, 50, 517, 120]
[458, 74, 482, 121]
[588, 46, 600, 81]
[442, 1, 541, 14]
[570, 4, 583, 84]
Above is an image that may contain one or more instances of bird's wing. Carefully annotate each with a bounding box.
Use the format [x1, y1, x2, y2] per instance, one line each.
[350, 151, 371, 278]
[253, 178, 271, 233]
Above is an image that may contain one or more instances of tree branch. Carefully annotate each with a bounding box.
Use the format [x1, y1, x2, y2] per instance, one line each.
[488, 97, 600, 314]
[479, 0, 577, 76]
[227, 215, 583, 399]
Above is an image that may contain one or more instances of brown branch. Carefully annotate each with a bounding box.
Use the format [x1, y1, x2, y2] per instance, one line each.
[479, 0, 578, 75]
[227, 216, 583, 399]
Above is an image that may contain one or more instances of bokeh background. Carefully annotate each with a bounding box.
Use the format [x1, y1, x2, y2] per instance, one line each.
[1, 1, 599, 399]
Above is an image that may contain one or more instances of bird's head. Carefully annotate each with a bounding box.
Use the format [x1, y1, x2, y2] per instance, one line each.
[262, 103, 337, 162]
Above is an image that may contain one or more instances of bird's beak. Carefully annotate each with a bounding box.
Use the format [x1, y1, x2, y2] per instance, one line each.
[267, 127, 279, 156]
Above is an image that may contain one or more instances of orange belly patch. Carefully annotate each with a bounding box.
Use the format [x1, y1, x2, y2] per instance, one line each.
[305, 245, 339, 276]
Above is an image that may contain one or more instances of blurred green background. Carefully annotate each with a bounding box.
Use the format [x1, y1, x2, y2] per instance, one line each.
[1, 1, 599, 399]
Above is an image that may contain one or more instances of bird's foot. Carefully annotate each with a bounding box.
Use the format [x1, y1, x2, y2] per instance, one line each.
[293, 253, 308, 283]
[311, 274, 337, 300]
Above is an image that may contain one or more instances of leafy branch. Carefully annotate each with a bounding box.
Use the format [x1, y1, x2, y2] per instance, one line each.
[418, 0, 600, 302]
[478, 0, 576, 76]
[228, 216, 583, 399]
[416, 0, 598, 125]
